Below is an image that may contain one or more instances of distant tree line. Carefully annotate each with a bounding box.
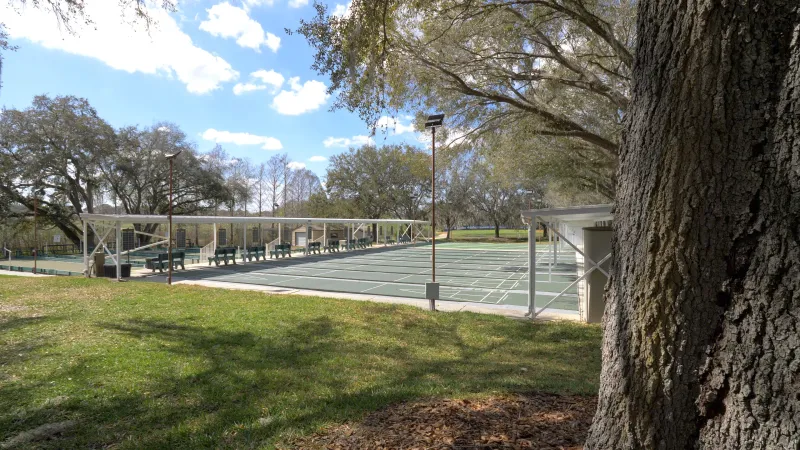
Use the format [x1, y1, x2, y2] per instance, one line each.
[0, 95, 321, 247]
[307, 143, 531, 239]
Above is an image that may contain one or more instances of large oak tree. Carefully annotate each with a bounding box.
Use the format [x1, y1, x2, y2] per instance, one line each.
[587, 1, 800, 447]
[295, 0, 633, 198]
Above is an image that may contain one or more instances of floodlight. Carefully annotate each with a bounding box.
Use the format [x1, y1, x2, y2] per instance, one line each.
[425, 113, 444, 129]
[165, 149, 183, 159]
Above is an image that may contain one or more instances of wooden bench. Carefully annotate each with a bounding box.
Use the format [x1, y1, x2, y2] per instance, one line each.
[149, 251, 186, 272]
[208, 247, 236, 266]
[244, 245, 266, 262]
[307, 242, 322, 255]
[323, 239, 340, 253]
[270, 243, 292, 258]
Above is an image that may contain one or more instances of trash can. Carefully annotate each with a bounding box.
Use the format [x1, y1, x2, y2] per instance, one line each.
[93, 253, 105, 277]
[103, 263, 132, 278]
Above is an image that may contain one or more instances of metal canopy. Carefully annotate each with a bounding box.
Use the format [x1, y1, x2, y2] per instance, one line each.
[521, 204, 613, 224]
[80, 214, 428, 225]
[522, 204, 614, 322]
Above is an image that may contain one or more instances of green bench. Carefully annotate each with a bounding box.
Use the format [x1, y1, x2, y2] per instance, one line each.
[307, 242, 322, 254]
[324, 239, 340, 253]
[346, 239, 358, 250]
[357, 238, 369, 248]
[208, 247, 237, 266]
[399, 236, 411, 244]
[270, 243, 292, 258]
[384, 236, 396, 245]
[244, 245, 266, 262]
[149, 251, 186, 272]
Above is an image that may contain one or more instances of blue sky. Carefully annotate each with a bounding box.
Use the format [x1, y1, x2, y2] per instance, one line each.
[0, 0, 421, 178]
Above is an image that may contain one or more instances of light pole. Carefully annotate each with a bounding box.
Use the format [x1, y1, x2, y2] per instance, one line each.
[165, 150, 183, 285]
[424, 113, 444, 311]
[33, 195, 38, 274]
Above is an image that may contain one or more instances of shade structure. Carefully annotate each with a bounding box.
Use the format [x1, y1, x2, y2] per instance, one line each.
[80, 214, 428, 226]
[520, 204, 614, 321]
[78, 214, 429, 282]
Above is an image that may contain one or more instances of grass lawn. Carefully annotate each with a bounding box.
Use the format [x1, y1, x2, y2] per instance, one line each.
[0, 276, 601, 449]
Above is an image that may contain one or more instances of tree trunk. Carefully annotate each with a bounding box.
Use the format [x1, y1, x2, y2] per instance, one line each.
[587, 2, 799, 448]
[494, 222, 500, 238]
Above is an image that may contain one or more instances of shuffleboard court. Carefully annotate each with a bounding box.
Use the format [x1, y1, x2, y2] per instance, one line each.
[172, 244, 580, 311]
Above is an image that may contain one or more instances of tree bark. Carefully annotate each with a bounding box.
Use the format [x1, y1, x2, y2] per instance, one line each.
[494, 222, 500, 238]
[587, 2, 800, 448]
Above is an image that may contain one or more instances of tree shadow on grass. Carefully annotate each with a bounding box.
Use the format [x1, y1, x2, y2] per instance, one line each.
[0, 312, 600, 449]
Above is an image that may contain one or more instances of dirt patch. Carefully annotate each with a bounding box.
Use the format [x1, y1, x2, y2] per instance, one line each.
[290, 393, 596, 449]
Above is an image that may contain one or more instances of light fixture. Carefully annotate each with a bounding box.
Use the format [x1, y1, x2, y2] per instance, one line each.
[424, 112, 444, 312]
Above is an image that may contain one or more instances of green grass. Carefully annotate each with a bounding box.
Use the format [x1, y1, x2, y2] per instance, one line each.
[0, 276, 601, 449]
[446, 228, 545, 242]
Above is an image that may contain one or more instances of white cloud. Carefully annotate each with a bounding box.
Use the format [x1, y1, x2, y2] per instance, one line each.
[287, 161, 307, 170]
[251, 69, 285, 90]
[289, 0, 309, 7]
[322, 135, 374, 148]
[202, 128, 283, 150]
[0, 0, 239, 94]
[233, 83, 268, 95]
[374, 116, 416, 135]
[332, 1, 352, 18]
[199, 2, 280, 52]
[308, 156, 328, 162]
[243, 0, 275, 6]
[232, 69, 285, 95]
[272, 77, 330, 115]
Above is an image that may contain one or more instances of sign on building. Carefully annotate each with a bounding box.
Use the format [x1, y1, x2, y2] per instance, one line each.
[218, 229, 227, 246]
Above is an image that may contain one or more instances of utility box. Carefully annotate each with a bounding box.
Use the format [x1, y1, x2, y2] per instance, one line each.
[425, 282, 440, 300]
[93, 253, 105, 277]
[582, 227, 612, 324]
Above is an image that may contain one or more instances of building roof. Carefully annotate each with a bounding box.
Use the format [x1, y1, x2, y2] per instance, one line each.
[520, 204, 613, 223]
[80, 214, 427, 226]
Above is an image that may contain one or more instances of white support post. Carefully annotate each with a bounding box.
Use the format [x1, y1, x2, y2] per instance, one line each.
[83, 220, 89, 277]
[548, 221, 553, 281]
[213, 223, 217, 250]
[528, 222, 535, 317]
[323, 223, 327, 249]
[242, 222, 247, 264]
[553, 220, 558, 267]
[115, 220, 122, 281]
[350, 223, 354, 250]
[396, 225, 400, 244]
[279, 223, 283, 246]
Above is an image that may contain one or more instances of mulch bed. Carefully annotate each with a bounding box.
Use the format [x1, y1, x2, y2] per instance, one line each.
[289, 393, 597, 449]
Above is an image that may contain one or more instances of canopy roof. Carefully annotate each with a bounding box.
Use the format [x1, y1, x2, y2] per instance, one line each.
[521, 204, 613, 224]
[79, 214, 428, 225]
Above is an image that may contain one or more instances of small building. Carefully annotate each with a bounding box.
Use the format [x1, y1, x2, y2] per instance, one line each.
[289, 225, 370, 247]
